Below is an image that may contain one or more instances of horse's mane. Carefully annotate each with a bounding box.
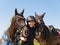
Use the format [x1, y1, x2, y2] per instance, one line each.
[4, 8, 25, 42]
[6, 16, 16, 41]
[42, 25, 50, 40]
[41, 23, 54, 42]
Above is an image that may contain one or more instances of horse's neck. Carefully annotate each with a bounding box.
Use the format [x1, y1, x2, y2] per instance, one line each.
[39, 23, 45, 29]
[42, 25, 54, 41]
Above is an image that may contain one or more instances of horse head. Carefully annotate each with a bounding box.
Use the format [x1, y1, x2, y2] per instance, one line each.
[35, 12, 46, 34]
[7, 8, 25, 41]
[35, 12, 54, 45]
[14, 8, 25, 29]
[35, 12, 45, 25]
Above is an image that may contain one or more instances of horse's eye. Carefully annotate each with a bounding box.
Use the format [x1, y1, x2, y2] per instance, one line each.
[40, 20, 43, 21]
[18, 18, 25, 22]
[18, 18, 22, 22]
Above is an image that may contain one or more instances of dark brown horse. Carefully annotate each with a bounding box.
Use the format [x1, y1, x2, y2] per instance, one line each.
[3, 8, 25, 45]
[14, 10, 29, 45]
[17, 25, 29, 45]
[35, 12, 60, 45]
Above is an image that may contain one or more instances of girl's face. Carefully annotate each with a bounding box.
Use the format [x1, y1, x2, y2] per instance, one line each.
[28, 20, 35, 27]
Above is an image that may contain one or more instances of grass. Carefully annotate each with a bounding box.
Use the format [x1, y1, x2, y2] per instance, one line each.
[34, 39, 40, 45]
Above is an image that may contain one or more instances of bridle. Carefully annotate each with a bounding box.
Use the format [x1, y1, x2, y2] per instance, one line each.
[14, 16, 26, 44]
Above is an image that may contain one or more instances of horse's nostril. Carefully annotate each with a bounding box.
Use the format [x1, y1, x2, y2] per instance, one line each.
[57, 43, 59, 45]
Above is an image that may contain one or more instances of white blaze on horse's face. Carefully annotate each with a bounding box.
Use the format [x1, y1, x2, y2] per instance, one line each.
[38, 20, 40, 23]
[37, 32, 41, 36]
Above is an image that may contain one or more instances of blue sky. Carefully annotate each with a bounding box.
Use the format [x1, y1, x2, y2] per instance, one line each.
[0, 0, 60, 38]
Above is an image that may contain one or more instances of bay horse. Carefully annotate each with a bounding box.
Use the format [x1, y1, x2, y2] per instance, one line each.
[35, 12, 60, 45]
[2, 8, 25, 45]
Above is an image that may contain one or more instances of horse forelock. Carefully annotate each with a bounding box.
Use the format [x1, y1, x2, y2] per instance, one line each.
[15, 15, 25, 19]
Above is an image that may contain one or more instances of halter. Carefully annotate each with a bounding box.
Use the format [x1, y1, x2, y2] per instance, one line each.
[36, 26, 44, 36]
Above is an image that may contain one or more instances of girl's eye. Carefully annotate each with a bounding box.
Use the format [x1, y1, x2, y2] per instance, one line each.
[18, 19, 21, 22]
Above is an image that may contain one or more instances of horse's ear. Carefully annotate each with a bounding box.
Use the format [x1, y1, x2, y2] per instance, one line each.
[15, 8, 18, 15]
[41, 12, 46, 18]
[35, 12, 39, 18]
[35, 12, 38, 15]
[20, 9, 24, 16]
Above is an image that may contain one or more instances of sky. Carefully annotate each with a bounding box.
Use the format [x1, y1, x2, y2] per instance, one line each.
[0, 0, 60, 38]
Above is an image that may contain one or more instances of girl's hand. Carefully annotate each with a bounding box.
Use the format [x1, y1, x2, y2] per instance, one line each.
[20, 37, 27, 41]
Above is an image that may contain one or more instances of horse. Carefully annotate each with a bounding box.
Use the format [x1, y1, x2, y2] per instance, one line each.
[14, 9, 29, 45]
[2, 8, 25, 45]
[35, 12, 60, 45]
